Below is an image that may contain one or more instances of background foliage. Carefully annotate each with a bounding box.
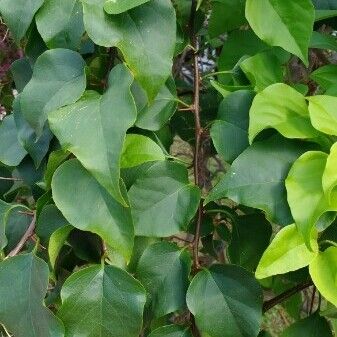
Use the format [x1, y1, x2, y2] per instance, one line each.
[2, 0, 337, 336]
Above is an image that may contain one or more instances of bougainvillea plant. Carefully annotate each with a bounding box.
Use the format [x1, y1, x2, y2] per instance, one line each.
[2, 0, 337, 336]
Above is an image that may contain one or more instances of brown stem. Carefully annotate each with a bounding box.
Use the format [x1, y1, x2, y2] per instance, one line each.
[7, 211, 36, 257]
[263, 280, 313, 313]
[189, 0, 203, 271]
[309, 286, 316, 314]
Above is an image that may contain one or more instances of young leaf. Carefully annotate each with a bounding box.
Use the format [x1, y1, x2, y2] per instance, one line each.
[104, 0, 150, 14]
[49, 225, 73, 268]
[0, 115, 27, 166]
[148, 325, 193, 337]
[281, 313, 332, 337]
[308, 95, 337, 136]
[286, 151, 337, 248]
[255, 224, 318, 279]
[309, 246, 337, 308]
[58, 264, 146, 337]
[0, 254, 64, 337]
[20, 49, 86, 137]
[49, 65, 136, 205]
[121, 134, 165, 169]
[128, 161, 200, 237]
[186, 264, 263, 337]
[36, 0, 84, 50]
[245, 0, 315, 65]
[323, 142, 337, 203]
[206, 136, 308, 226]
[136, 241, 191, 318]
[210, 90, 254, 163]
[52, 159, 134, 261]
[82, 0, 176, 100]
[0, 0, 44, 42]
[249, 83, 318, 144]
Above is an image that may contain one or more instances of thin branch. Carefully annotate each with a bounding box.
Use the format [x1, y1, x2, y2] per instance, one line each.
[263, 280, 313, 313]
[0, 177, 23, 181]
[7, 211, 36, 258]
[309, 286, 316, 315]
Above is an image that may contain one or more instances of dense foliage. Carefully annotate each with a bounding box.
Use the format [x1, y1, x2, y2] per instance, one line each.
[2, 0, 337, 336]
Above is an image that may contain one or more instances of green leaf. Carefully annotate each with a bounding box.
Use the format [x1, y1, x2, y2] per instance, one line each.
[52, 159, 134, 261]
[148, 325, 193, 337]
[228, 214, 272, 272]
[255, 224, 318, 279]
[13, 96, 53, 168]
[36, 204, 69, 246]
[0, 0, 44, 42]
[0, 200, 15, 250]
[36, 0, 85, 50]
[104, 0, 150, 14]
[310, 246, 337, 307]
[58, 264, 146, 337]
[210, 90, 254, 163]
[82, 0, 176, 100]
[0, 254, 64, 337]
[49, 65, 136, 205]
[49, 225, 73, 268]
[136, 241, 191, 318]
[281, 313, 332, 337]
[245, 0, 315, 65]
[0, 115, 27, 166]
[208, 0, 246, 38]
[218, 30, 268, 72]
[308, 95, 337, 136]
[135, 81, 178, 131]
[240, 51, 284, 91]
[187, 264, 263, 337]
[44, 149, 70, 190]
[20, 49, 86, 136]
[121, 134, 165, 169]
[10, 58, 33, 93]
[249, 83, 319, 144]
[286, 151, 337, 248]
[315, 9, 337, 20]
[206, 136, 308, 225]
[128, 161, 200, 237]
[310, 31, 337, 52]
[310, 64, 337, 90]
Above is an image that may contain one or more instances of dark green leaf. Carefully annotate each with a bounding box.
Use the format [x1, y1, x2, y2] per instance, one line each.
[228, 214, 272, 271]
[0, 254, 64, 337]
[0, 0, 44, 42]
[187, 264, 263, 337]
[104, 0, 150, 14]
[0, 115, 27, 166]
[36, 0, 85, 50]
[82, 0, 176, 100]
[136, 241, 191, 318]
[148, 325, 193, 337]
[281, 313, 332, 336]
[206, 136, 308, 225]
[49, 65, 136, 205]
[20, 49, 86, 136]
[58, 264, 146, 337]
[128, 161, 200, 237]
[52, 159, 134, 260]
[210, 90, 254, 163]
